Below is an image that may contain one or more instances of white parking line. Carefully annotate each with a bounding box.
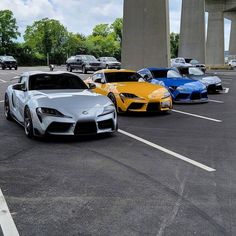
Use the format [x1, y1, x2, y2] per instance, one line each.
[0, 100, 4, 103]
[0, 79, 6, 83]
[0, 188, 20, 236]
[224, 88, 229, 94]
[209, 99, 224, 104]
[118, 129, 216, 172]
[172, 109, 222, 123]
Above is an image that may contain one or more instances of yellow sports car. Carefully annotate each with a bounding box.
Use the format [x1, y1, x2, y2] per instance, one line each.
[85, 69, 172, 113]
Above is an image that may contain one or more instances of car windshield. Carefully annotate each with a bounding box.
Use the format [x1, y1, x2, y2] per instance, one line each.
[188, 67, 204, 75]
[106, 57, 117, 61]
[29, 73, 88, 90]
[3, 56, 15, 60]
[151, 70, 181, 79]
[105, 72, 142, 82]
[80, 55, 96, 61]
[185, 59, 199, 64]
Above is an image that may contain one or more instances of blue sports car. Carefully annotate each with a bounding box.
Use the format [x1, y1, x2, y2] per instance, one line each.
[138, 68, 208, 103]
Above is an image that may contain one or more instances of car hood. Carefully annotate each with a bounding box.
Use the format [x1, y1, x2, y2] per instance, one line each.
[187, 75, 221, 85]
[153, 77, 197, 87]
[152, 77, 206, 91]
[106, 61, 121, 65]
[111, 82, 168, 99]
[28, 90, 111, 116]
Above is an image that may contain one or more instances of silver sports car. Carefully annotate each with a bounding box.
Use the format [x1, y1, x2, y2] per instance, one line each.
[4, 71, 117, 138]
[177, 66, 223, 93]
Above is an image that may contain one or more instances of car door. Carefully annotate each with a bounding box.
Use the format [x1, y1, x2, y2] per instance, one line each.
[14, 76, 29, 122]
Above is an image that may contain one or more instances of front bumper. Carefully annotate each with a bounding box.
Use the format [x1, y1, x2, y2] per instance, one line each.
[117, 96, 173, 113]
[32, 110, 117, 136]
[207, 83, 223, 93]
[174, 91, 208, 103]
[85, 65, 103, 71]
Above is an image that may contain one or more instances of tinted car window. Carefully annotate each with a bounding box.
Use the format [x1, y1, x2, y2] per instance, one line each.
[105, 72, 142, 82]
[151, 70, 181, 78]
[29, 74, 88, 90]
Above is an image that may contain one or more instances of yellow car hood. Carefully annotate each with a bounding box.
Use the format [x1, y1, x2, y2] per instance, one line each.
[111, 82, 168, 99]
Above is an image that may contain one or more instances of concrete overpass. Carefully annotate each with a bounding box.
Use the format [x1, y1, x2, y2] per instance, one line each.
[122, 0, 236, 70]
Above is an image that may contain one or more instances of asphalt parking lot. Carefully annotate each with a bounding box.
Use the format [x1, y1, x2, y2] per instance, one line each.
[0, 66, 235, 236]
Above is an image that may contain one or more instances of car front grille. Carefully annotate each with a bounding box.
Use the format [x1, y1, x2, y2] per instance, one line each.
[74, 121, 97, 135]
[190, 92, 201, 100]
[128, 103, 144, 110]
[90, 63, 100, 66]
[98, 119, 114, 130]
[208, 84, 223, 92]
[175, 93, 189, 100]
[146, 103, 160, 112]
[47, 122, 72, 133]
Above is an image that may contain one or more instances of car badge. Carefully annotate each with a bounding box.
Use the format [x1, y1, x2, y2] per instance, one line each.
[82, 111, 88, 115]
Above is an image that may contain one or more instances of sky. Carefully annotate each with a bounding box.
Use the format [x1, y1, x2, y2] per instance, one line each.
[0, 0, 231, 50]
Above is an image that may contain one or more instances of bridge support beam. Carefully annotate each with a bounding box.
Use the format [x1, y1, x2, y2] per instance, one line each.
[229, 16, 236, 55]
[178, 0, 206, 63]
[206, 11, 225, 65]
[121, 0, 170, 70]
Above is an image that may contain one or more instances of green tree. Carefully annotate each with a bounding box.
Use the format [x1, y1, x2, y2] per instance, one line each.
[170, 32, 179, 58]
[92, 24, 111, 37]
[111, 18, 123, 43]
[24, 18, 69, 64]
[0, 10, 20, 54]
[65, 33, 87, 56]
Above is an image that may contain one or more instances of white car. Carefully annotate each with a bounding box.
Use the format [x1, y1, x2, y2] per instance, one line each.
[171, 57, 206, 72]
[4, 71, 117, 138]
[228, 59, 236, 67]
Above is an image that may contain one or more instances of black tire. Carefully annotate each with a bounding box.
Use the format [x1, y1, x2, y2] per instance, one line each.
[24, 107, 34, 138]
[4, 94, 12, 121]
[2, 66, 5, 70]
[108, 93, 118, 112]
[82, 66, 87, 74]
[67, 65, 72, 72]
[15, 66, 17, 70]
[9, 67, 12, 70]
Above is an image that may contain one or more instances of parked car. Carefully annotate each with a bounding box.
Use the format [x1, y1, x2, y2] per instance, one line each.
[4, 71, 117, 138]
[171, 57, 206, 72]
[228, 59, 236, 67]
[85, 69, 172, 113]
[138, 68, 208, 103]
[0, 56, 17, 70]
[98, 57, 121, 69]
[176, 66, 223, 93]
[66, 55, 103, 74]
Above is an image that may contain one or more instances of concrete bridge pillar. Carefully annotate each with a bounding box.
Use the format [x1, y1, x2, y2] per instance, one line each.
[229, 16, 236, 55]
[121, 0, 170, 70]
[206, 11, 225, 65]
[178, 0, 206, 63]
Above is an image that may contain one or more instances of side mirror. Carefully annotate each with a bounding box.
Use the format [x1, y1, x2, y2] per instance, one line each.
[20, 83, 27, 91]
[13, 83, 27, 91]
[89, 83, 96, 89]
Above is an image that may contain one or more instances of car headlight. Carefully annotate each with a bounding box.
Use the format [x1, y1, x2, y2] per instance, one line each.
[162, 91, 171, 99]
[177, 86, 185, 91]
[99, 104, 115, 116]
[120, 93, 143, 100]
[36, 107, 66, 122]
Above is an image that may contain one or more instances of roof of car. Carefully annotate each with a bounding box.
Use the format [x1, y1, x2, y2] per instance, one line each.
[146, 67, 173, 71]
[95, 69, 135, 73]
[23, 71, 78, 76]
